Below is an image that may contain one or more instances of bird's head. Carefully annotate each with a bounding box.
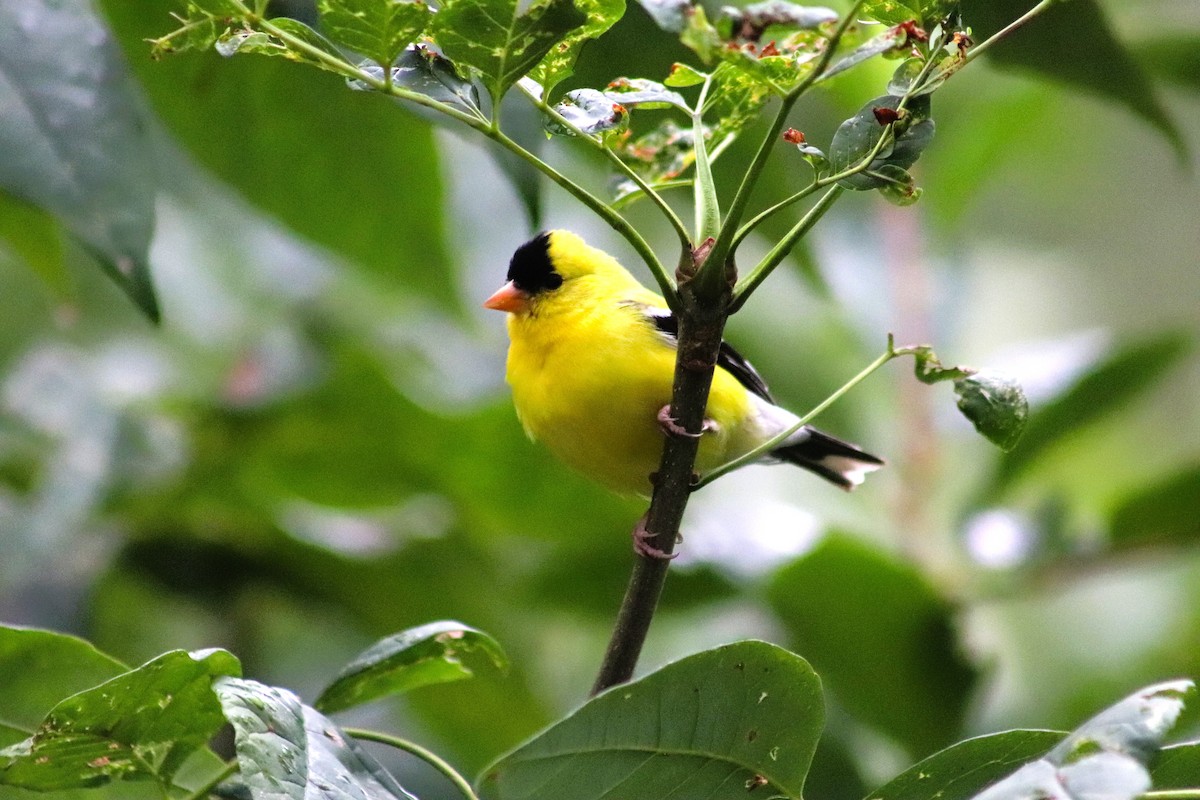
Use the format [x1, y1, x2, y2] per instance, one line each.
[483, 230, 630, 315]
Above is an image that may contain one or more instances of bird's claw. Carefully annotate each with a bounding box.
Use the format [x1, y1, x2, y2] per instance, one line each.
[657, 405, 717, 439]
[633, 516, 679, 560]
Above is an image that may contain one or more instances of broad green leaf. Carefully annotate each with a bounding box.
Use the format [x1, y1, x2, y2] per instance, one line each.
[0, 626, 127, 740]
[431, 0, 586, 101]
[318, 0, 432, 68]
[107, 1, 455, 310]
[959, 0, 1184, 158]
[831, 94, 935, 191]
[0, 649, 240, 790]
[529, 0, 625, 96]
[715, 1, 836, 42]
[1108, 465, 1200, 549]
[478, 641, 824, 800]
[0, 0, 158, 321]
[967, 682, 1193, 800]
[865, 731, 1066, 800]
[0, 192, 69, 300]
[992, 333, 1193, 491]
[148, 5, 220, 57]
[1153, 741, 1200, 789]
[767, 534, 976, 753]
[315, 621, 508, 713]
[215, 677, 416, 800]
[954, 371, 1028, 452]
[705, 60, 773, 140]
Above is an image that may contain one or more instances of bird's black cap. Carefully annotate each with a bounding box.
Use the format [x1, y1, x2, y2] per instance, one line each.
[507, 232, 563, 294]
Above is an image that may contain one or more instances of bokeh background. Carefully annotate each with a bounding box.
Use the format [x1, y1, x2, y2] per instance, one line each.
[2, 0, 1198, 798]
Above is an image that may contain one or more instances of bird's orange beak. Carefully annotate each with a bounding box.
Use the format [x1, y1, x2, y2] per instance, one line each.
[483, 281, 530, 313]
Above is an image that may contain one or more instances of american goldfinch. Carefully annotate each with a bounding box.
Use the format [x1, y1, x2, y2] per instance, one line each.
[484, 230, 883, 497]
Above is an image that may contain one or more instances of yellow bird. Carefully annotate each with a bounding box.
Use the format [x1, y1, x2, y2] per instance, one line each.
[484, 230, 883, 502]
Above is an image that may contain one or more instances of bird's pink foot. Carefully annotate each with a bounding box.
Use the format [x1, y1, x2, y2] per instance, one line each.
[657, 405, 717, 439]
[633, 515, 679, 560]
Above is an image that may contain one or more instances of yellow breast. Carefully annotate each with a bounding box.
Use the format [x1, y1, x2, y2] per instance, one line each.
[505, 279, 754, 494]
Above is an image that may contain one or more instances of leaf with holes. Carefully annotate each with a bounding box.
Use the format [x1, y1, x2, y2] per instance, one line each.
[530, 0, 624, 96]
[0, 649, 240, 790]
[432, 0, 586, 101]
[318, 0, 432, 68]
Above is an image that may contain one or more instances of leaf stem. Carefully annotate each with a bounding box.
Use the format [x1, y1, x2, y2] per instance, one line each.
[345, 728, 479, 800]
[694, 335, 897, 488]
[179, 759, 239, 800]
[730, 184, 842, 308]
[730, 181, 819, 251]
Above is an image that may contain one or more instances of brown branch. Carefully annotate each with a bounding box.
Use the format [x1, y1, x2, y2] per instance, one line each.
[591, 253, 731, 695]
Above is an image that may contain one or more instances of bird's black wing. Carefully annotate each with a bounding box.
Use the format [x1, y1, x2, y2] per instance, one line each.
[640, 306, 775, 403]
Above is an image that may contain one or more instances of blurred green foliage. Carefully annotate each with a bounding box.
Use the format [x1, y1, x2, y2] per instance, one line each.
[0, 0, 1199, 798]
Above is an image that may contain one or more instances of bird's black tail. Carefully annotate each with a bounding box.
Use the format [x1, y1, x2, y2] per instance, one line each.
[772, 427, 884, 491]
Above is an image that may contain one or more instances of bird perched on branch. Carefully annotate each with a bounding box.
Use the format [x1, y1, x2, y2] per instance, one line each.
[484, 230, 883, 504]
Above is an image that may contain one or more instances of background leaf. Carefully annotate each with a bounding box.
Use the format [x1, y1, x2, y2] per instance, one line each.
[0, 0, 158, 320]
[960, 0, 1184, 157]
[101, 0, 456, 311]
[767, 534, 976, 754]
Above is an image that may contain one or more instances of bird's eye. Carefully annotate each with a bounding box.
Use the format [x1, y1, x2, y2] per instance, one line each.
[546, 272, 563, 290]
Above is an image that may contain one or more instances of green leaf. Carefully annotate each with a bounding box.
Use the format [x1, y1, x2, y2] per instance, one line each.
[0, 649, 240, 790]
[108, 0, 456, 311]
[432, 0, 586, 101]
[0, 626, 127, 740]
[831, 94, 935, 191]
[992, 333, 1193, 490]
[967, 682, 1193, 800]
[529, 0, 624, 97]
[1108, 464, 1200, 550]
[865, 731, 1067, 800]
[318, 0, 432, 68]
[479, 641, 824, 800]
[705, 60, 773, 140]
[0, 0, 159, 321]
[603, 77, 689, 110]
[315, 621, 508, 713]
[959, 0, 1185, 158]
[212, 18, 348, 74]
[954, 370, 1028, 452]
[664, 62, 706, 87]
[873, 163, 923, 206]
[767, 534, 976, 753]
[215, 677, 416, 800]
